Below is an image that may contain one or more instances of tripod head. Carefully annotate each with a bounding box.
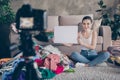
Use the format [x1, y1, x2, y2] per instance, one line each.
[19, 31, 35, 57]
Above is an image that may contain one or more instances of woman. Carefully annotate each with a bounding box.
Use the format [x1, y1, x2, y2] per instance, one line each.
[69, 16, 110, 67]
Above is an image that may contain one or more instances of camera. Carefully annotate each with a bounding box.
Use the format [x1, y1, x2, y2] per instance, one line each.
[11, 4, 48, 80]
[16, 4, 47, 31]
[15, 4, 48, 57]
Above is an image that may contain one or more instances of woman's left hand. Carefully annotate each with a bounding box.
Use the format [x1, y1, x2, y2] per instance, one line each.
[77, 37, 83, 45]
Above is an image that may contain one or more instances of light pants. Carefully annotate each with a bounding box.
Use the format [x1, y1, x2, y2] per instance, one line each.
[70, 50, 110, 66]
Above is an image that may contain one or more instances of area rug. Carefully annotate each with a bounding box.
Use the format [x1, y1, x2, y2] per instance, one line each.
[52, 66, 120, 80]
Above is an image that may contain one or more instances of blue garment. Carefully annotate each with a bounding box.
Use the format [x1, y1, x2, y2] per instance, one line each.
[2, 70, 25, 80]
[70, 50, 110, 66]
[2, 58, 25, 80]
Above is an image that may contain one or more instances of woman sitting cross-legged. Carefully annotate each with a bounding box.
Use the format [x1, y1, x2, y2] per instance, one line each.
[65, 16, 110, 67]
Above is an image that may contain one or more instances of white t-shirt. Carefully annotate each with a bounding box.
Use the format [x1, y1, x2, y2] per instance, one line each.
[79, 31, 93, 50]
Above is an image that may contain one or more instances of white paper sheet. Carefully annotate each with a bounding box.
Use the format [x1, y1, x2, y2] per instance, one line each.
[54, 26, 78, 43]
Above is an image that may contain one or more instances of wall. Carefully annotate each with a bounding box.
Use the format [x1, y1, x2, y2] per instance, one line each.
[10, 0, 119, 19]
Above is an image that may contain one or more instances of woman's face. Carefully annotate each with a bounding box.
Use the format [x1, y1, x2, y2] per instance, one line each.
[82, 19, 92, 30]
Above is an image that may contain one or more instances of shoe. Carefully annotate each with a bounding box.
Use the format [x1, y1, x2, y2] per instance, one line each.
[75, 62, 85, 67]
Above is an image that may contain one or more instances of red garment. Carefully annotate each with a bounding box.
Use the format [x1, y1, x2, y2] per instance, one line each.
[35, 45, 40, 55]
[44, 54, 60, 71]
[34, 59, 44, 67]
[53, 65, 64, 74]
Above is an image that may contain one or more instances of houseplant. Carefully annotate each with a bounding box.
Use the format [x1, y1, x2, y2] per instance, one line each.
[96, 0, 120, 40]
[0, 0, 15, 58]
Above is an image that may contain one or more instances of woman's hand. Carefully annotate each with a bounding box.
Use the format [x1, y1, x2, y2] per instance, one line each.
[77, 33, 83, 45]
[62, 43, 73, 47]
[77, 37, 83, 45]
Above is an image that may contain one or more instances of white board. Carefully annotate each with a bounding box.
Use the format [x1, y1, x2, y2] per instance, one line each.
[54, 26, 78, 43]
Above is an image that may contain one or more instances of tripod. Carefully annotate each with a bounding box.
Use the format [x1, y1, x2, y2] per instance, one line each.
[12, 31, 40, 80]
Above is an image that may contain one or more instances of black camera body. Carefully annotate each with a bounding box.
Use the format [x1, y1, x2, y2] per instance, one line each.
[16, 4, 47, 31]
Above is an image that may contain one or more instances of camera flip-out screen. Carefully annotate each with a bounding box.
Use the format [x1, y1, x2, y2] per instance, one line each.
[20, 17, 34, 29]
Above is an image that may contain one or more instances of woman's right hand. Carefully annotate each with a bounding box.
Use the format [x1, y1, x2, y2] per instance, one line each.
[62, 43, 73, 47]
[77, 32, 83, 45]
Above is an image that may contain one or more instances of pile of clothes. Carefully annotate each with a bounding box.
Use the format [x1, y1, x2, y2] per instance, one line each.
[0, 45, 75, 80]
[107, 46, 120, 66]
